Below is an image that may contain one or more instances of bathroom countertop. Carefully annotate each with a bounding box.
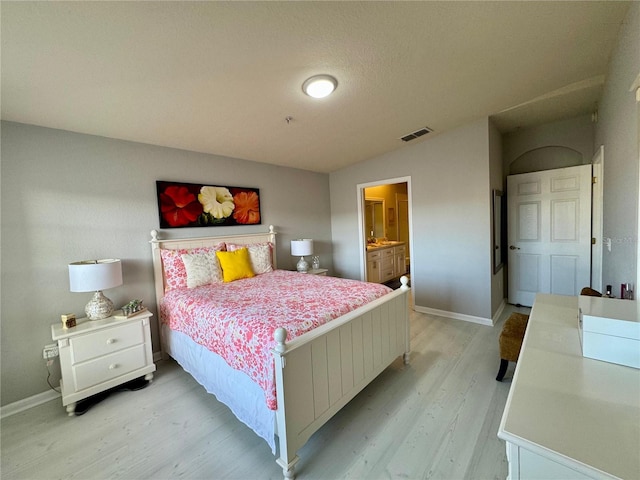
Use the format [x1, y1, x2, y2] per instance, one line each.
[366, 241, 404, 251]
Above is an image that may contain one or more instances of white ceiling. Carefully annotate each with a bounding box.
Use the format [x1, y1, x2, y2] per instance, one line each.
[1, 1, 631, 173]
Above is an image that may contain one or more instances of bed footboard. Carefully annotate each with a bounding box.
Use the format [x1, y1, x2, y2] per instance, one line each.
[272, 277, 410, 479]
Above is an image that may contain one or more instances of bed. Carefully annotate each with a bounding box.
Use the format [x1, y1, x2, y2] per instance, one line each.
[150, 226, 410, 479]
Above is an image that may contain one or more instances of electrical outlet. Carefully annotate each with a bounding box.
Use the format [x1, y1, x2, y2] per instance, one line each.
[43, 343, 59, 359]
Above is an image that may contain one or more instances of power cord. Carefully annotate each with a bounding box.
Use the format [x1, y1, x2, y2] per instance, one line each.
[46, 359, 61, 393]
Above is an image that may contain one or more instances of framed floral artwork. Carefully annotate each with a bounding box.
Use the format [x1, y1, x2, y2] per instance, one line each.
[156, 181, 261, 228]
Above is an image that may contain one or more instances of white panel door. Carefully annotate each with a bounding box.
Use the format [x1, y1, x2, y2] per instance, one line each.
[507, 165, 592, 306]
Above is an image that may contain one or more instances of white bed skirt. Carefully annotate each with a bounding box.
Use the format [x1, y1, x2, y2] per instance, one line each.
[162, 324, 277, 453]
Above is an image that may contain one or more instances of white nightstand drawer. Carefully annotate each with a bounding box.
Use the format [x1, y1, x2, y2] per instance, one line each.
[70, 321, 144, 364]
[73, 344, 147, 391]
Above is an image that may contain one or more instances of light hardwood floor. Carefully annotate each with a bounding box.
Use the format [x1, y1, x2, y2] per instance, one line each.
[1, 305, 530, 480]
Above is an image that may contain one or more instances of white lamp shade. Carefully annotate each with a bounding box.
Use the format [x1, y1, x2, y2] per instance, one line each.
[291, 239, 313, 256]
[69, 259, 123, 292]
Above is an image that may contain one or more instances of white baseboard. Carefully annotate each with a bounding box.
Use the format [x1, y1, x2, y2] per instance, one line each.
[492, 299, 506, 324]
[1, 389, 60, 419]
[3, 353, 165, 419]
[414, 305, 494, 326]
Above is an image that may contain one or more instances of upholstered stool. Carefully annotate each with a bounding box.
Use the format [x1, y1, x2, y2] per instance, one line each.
[496, 312, 529, 381]
[580, 287, 602, 297]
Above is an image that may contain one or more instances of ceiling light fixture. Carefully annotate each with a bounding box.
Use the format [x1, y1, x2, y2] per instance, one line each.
[302, 75, 337, 99]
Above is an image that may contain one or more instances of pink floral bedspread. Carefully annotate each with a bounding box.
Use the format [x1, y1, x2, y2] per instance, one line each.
[160, 269, 392, 410]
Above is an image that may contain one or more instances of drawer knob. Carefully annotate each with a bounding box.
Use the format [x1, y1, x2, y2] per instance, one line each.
[108, 363, 118, 370]
[106, 338, 116, 345]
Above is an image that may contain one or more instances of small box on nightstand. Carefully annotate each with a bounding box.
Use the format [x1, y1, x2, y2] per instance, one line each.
[61, 313, 76, 329]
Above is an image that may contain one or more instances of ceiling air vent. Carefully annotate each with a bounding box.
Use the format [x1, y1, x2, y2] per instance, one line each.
[400, 126, 432, 142]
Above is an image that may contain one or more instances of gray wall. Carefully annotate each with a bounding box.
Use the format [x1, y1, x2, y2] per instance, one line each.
[328, 0, 639, 324]
[489, 119, 505, 314]
[595, 1, 639, 291]
[502, 114, 595, 171]
[0, 122, 332, 406]
[330, 118, 494, 322]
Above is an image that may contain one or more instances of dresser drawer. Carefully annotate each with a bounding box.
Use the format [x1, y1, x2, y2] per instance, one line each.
[72, 344, 148, 391]
[70, 321, 144, 364]
[381, 248, 394, 259]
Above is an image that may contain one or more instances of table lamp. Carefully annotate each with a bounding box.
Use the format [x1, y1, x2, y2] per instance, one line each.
[291, 239, 313, 273]
[69, 259, 123, 320]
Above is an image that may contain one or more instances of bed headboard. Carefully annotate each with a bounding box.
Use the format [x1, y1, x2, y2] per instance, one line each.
[149, 225, 277, 313]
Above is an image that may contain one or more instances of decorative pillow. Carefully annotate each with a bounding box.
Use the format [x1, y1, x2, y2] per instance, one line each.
[227, 242, 274, 275]
[181, 251, 223, 288]
[160, 243, 225, 291]
[216, 248, 255, 282]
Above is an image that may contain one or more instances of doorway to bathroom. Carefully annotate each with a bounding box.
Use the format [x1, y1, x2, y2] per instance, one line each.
[357, 177, 412, 287]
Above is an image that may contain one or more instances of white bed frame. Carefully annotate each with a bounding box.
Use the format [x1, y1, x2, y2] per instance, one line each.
[150, 226, 410, 479]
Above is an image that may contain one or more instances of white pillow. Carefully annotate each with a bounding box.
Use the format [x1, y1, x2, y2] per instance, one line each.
[227, 242, 274, 275]
[181, 251, 223, 288]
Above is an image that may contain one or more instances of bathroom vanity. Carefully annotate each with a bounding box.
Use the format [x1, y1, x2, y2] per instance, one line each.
[366, 242, 406, 283]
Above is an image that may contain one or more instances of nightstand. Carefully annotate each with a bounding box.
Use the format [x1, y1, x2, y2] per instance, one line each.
[307, 268, 328, 276]
[51, 311, 155, 416]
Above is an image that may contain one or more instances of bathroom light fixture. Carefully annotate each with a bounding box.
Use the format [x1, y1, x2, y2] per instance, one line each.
[302, 75, 337, 98]
[291, 239, 314, 273]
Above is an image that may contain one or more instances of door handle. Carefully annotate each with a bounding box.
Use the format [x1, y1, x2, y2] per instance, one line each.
[509, 245, 520, 250]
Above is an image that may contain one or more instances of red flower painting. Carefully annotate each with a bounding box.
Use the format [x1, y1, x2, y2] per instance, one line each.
[233, 190, 261, 225]
[159, 185, 203, 227]
[156, 181, 261, 229]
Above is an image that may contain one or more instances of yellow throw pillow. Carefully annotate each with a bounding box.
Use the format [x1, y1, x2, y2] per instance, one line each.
[216, 248, 255, 282]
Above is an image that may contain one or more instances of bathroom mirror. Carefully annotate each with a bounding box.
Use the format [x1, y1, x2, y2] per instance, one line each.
[492, 189, 504, 273]
[365, 198, 385, 239]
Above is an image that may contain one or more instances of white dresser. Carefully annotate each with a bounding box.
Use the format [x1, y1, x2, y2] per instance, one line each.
[51, 311, 155, 415]
[498, 294, 640, 480]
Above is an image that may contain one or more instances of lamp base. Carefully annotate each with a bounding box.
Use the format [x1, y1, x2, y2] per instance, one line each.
[296, 257, 309, 273]
[85, 290, 114, 320]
